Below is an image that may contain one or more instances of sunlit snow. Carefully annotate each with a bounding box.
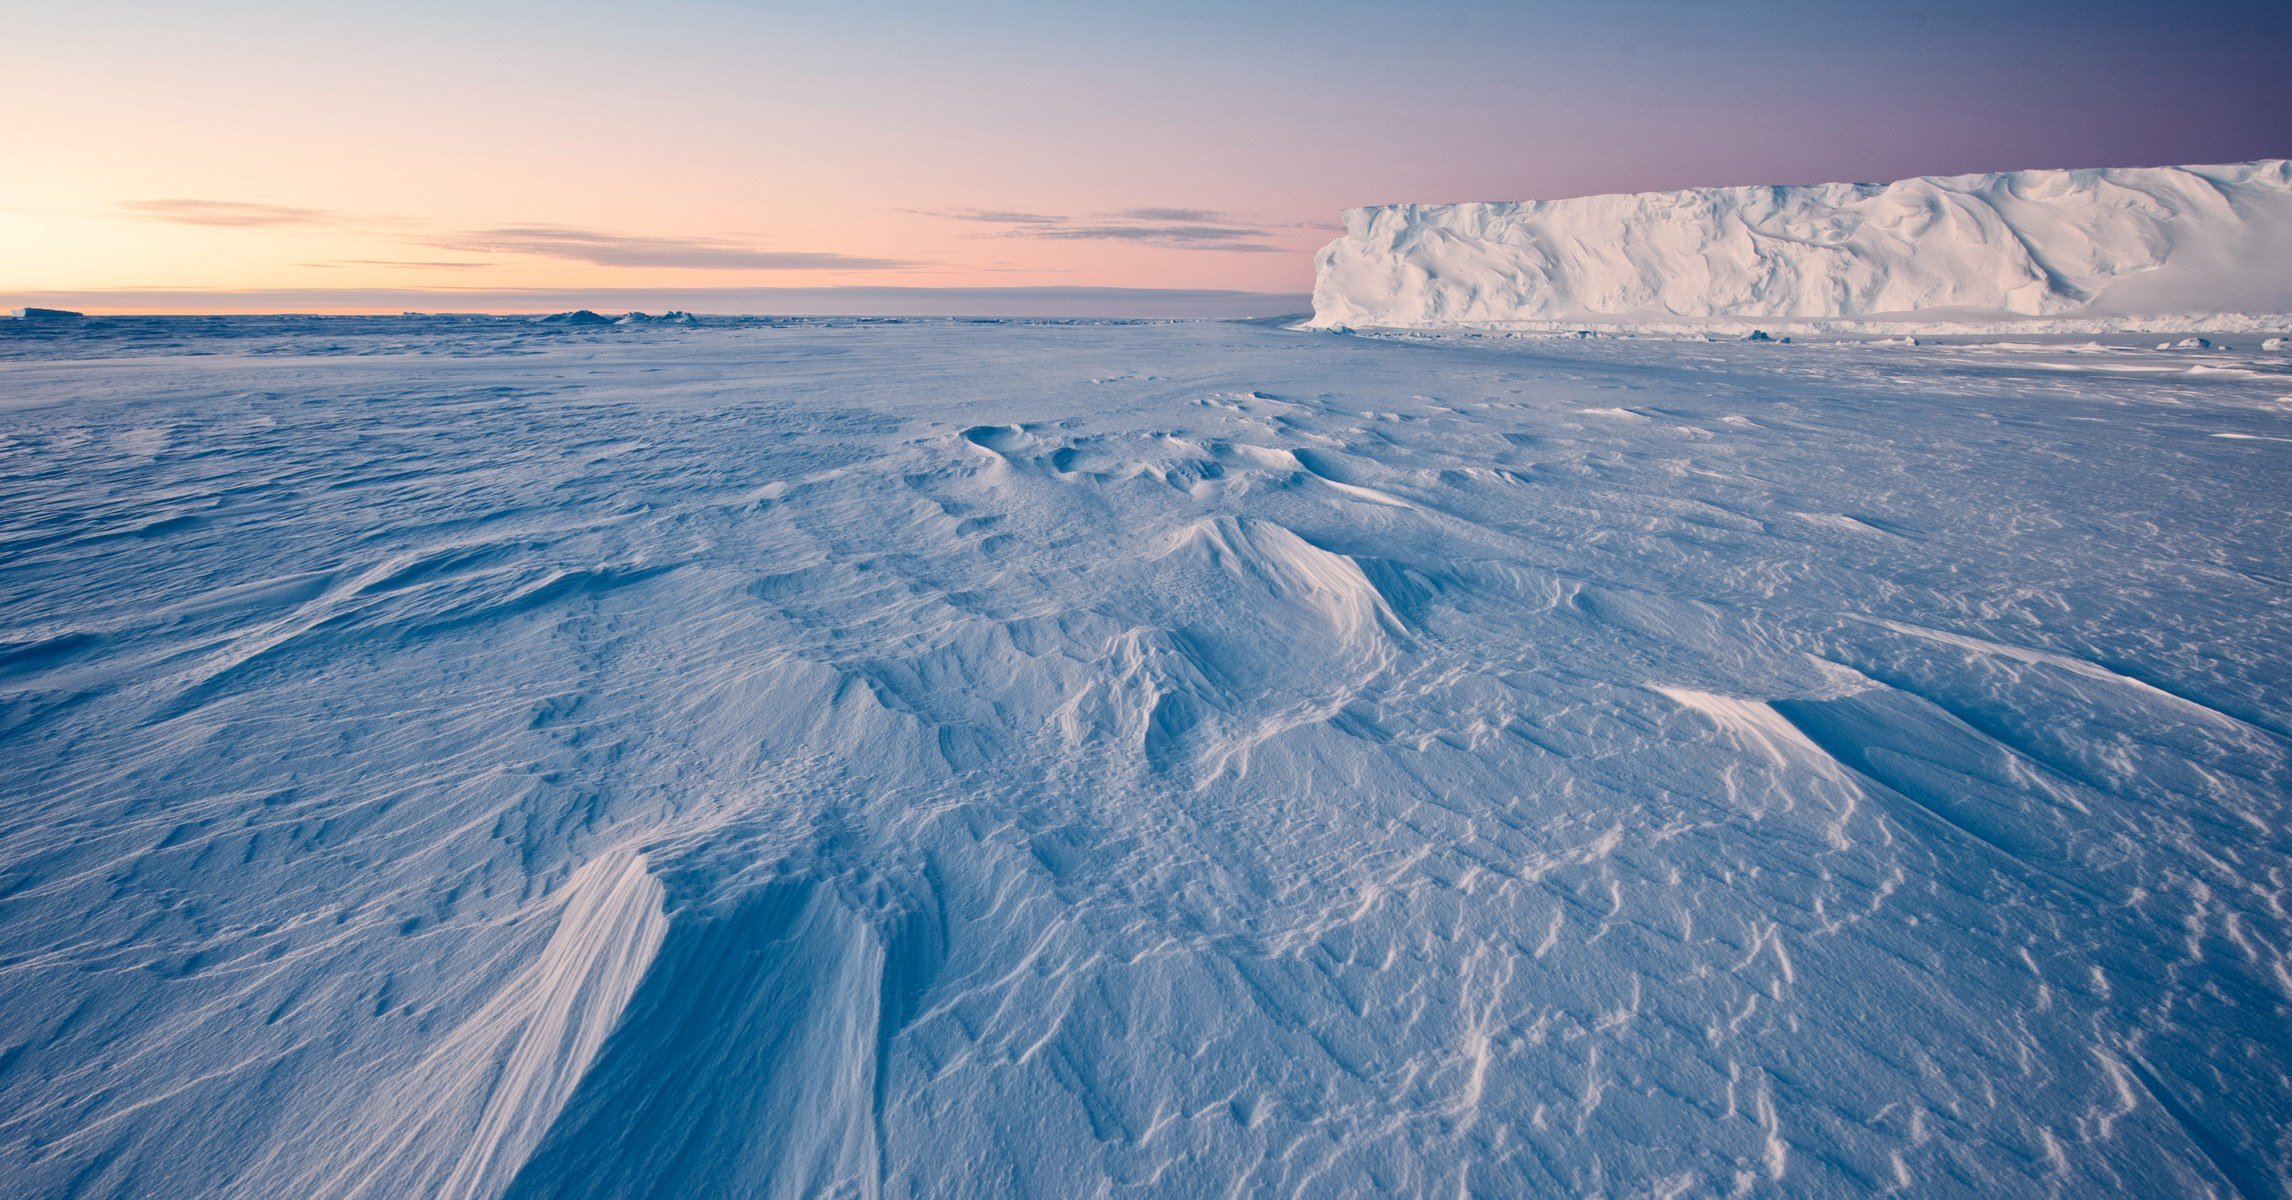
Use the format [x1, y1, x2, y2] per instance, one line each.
[1312, 160, 2292, 334]
[1, 316, 2288, 1197]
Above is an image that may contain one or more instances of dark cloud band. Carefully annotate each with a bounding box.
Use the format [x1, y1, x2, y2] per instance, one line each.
[921, 207, 1285, 252]
[427, 227, 910, 271]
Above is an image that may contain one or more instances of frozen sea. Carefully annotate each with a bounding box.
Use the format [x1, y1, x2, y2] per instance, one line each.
[1, 316, 2288, 1198]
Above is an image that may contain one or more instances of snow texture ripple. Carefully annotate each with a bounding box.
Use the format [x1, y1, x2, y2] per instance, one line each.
[1, 316, 2289, 1197]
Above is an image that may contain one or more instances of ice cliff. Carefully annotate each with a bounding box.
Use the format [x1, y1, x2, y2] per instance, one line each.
[1310, 160, 2292, 331]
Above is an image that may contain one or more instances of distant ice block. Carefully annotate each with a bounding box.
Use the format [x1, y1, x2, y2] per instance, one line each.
[1310, 160, 2292, 332]
[9, 307, 85, 321]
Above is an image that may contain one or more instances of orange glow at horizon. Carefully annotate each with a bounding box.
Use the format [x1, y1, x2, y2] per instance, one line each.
[1, 183, 1328, 302]
[10, 1, 2285, 310]
[1, 6, 1335, 305]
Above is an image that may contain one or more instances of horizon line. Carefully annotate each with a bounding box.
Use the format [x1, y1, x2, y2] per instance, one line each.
[5, 284, 1311, 320]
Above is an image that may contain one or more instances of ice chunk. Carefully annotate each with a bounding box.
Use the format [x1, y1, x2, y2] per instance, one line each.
[1311, 159, 2292, 332]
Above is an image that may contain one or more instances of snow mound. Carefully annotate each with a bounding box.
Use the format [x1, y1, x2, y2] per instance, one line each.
[1311, 160, 2292, 332]
[4, 318, 2291, 1196]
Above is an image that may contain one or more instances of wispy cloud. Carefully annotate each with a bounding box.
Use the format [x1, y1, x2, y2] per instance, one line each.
[922, 207, 1290, 252]
[1033, 223, 1283, 251]
[926, 208, 1071, 226]
[123, 199, 340, 227]
[118, 200, 909, 273]
[1113, 207, 1236, 223]
[305, 258, 494, 270]
[1118, 208, 1341, 233]
[426, 226, 911, 271]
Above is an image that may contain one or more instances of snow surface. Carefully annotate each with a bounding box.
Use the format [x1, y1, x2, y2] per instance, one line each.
[2, 316, 2290, 1197]
[1311, 160, 2292, 333]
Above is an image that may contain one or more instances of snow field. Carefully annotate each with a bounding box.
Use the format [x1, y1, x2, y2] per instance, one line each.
[0, 318, 2288, 1196]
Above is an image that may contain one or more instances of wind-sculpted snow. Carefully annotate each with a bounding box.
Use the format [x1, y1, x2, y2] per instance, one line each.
[1312, 160, 2292, 332]
[1, 317, 2290, 1197]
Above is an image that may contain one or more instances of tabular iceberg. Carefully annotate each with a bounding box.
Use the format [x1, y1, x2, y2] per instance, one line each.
[1310, 160, 2292, 332]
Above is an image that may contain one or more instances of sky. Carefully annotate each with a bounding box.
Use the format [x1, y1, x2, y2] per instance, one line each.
[4, 0, 2287, 312]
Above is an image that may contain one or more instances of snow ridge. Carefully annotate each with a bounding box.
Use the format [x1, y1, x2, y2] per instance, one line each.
[1311, 160, 2292, 331]
[282, 851, 667, 1200]
[2, 320, 2290, 1197]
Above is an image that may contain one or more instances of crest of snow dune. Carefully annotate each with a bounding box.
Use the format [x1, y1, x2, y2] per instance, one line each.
[1310, 160, 2292, 331]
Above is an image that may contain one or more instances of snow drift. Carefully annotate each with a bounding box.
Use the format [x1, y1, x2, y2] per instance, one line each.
[1310, 160, 2292, 331]
[4, 318, 2291, 1197]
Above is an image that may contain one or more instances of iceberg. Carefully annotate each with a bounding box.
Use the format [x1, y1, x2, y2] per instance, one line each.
[1310, 160, 2292, 332]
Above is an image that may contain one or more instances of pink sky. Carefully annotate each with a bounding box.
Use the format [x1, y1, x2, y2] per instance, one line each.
[6, 2, 2284, 311]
